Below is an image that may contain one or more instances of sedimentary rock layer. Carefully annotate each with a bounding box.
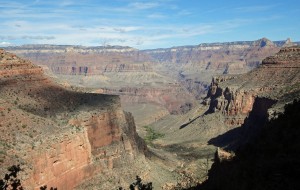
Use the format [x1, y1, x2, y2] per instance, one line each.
[206, 46, 300, 126]
[0, 49, 147, 189]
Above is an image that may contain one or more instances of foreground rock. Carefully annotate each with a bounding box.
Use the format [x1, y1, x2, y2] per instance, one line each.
[0, 49, 147, 189]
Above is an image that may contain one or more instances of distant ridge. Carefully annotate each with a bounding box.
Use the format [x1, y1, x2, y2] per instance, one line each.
[2, 38, 299, 51]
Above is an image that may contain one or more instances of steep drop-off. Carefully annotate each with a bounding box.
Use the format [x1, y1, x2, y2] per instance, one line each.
[0, 49, 147, 189]
[205, 46, 300, 129]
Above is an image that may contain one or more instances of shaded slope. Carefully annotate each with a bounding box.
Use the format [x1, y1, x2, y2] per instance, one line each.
[197, 99, 300, 190]
[0, 49, 147, 190]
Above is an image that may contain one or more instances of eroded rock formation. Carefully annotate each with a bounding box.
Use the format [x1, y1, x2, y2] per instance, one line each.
[205, 46, 300, 127]
[0, 49, 147, 189]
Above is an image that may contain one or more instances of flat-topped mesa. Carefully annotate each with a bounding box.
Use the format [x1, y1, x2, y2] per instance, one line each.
[262, 46, 300, 65]
[5, 44, 138, 54]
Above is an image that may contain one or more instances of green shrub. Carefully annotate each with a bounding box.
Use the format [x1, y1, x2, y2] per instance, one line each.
[143, 126, 165, 146]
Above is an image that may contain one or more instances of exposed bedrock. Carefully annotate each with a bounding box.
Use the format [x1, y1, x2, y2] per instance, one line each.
[0, 49, 147, 190]
[205, 46, 300, 128]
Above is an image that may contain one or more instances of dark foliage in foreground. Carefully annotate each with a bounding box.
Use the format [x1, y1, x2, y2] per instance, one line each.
[0, 165, 23, 190]
[119, 176, 152, 190]
[40, 185, 57, 190]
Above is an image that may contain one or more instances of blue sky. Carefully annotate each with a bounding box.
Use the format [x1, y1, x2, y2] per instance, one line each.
[0, 0, 299, 49]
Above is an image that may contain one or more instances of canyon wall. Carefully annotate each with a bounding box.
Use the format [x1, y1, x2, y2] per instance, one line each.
[0, 49, 147, 189]
[144, 38, 294, 99]
[96, 85, 196, 114]
[205, 46, 300, 128]
[4, 45, 197, 116]
[23, 105, 146, 190]
[3, 38, 293, 104]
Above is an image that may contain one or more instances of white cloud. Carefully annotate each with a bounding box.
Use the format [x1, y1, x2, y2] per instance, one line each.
[0, 42, 13, 47]
[0, 0, 287, 49]
[0, 17, 270, 48]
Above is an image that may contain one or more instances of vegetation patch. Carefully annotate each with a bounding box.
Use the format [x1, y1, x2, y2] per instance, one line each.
[143, 126, 164, 146]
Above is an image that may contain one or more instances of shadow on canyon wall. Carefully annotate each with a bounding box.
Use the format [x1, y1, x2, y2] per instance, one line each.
[191, 99, 300, 190]
[208, 97, 277, 150]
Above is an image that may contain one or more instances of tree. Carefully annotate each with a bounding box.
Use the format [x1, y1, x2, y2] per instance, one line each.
[119, 176, 152, 190]
[0, 165, 23, 190]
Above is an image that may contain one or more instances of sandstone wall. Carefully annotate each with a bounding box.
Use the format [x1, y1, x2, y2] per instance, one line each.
[20, 105, 147, 190]
[0, 49, 147, 190]
[205, 46, 300, 127]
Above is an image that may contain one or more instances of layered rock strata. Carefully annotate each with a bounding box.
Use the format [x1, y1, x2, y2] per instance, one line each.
[0, 49, 146, 189]
[205, 46, 300, 127]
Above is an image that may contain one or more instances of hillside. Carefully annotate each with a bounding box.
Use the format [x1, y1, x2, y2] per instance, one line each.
[0, 49, 149, 189]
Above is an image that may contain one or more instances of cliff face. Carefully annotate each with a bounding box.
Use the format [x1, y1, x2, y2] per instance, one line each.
[24, 107, 146, 190]
[205, 46, 300, 128]
[197, 100, 300, 190]
[0, 49, 147, 189]
[143, 38, 286, 72]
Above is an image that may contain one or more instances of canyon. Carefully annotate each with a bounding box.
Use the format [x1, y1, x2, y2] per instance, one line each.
[0, 49, 148, 189]
[1, 39, 300, 189]
[4, 38, 296, 126]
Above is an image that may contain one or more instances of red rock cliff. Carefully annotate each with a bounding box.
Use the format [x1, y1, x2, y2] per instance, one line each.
[0, 49, 147, 190]
[205, 46, 300, 126]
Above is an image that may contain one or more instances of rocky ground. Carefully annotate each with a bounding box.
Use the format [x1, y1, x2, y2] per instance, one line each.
[0, 49, 150, 189]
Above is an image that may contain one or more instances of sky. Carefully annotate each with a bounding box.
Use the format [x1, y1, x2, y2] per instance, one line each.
[0, 0, 299, 49]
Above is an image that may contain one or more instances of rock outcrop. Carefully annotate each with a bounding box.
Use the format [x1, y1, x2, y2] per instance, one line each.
[205, 46, 300, 127]
[0, 49, 147, 189]
[262, 46, 300, 65]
